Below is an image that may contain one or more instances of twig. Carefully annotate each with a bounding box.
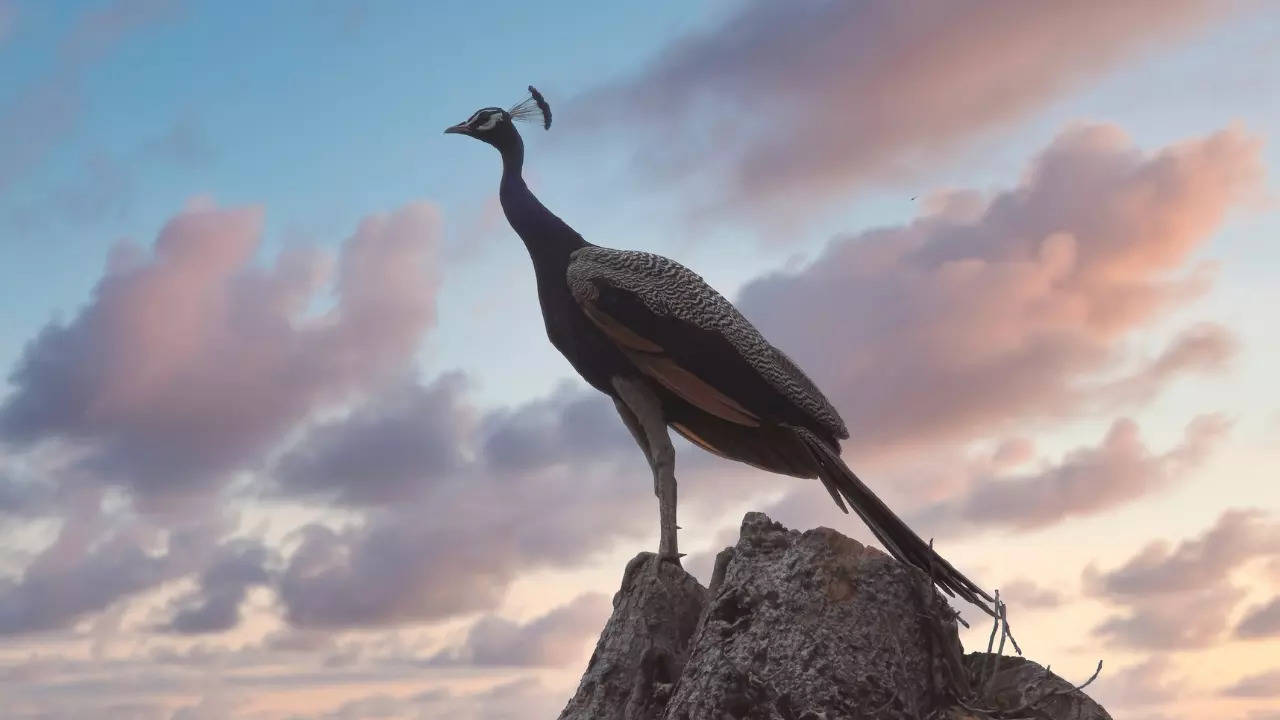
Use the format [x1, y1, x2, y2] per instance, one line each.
[994, 659, 1105, 718]
[983, 592, 1014, 695]
[993, 596, 1009, 662]
[1002, 611, 1024, 657]
[998, 590, 1023, 657]
[1073, 660, 1103, 691]
[980, 589, 1001, 686]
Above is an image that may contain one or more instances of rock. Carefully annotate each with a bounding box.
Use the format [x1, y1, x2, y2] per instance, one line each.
[559, 513, 1112, 720]
[558, 552, 707, 720]
[663, 512, 961, 719]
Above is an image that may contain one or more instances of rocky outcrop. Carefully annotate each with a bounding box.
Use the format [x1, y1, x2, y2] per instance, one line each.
[560, 512, 1110, 720]
[557, 552, 707, 720]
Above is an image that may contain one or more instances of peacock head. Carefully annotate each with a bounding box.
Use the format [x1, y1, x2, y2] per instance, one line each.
[444, 86, 551, 150]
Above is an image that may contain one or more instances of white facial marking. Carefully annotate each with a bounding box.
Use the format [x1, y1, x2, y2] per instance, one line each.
[475, 111, 503, 132]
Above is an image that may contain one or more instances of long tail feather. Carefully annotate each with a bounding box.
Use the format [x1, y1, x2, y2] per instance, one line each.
[792, 426, 995, 615]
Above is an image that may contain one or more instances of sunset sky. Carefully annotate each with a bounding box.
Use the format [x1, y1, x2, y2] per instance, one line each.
[2, 2, 1279, 718]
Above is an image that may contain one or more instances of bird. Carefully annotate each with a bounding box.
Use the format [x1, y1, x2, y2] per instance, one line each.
[445, 87, 993, 612]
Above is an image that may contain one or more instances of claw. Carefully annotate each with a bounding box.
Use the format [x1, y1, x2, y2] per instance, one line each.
[649, 551, 684, 575]
[649, 552, 682, 579]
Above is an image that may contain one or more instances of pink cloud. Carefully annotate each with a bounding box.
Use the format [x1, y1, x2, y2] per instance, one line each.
[1087, 509, 1280, 650]
[1224, 669, 1280, 698]
[1237, 596, 1280, 640]
[990, 437, 1036, 471]
[1092, 656, 1183, 709]
[737, 124, 1261, 455]
[997, 579, 1063, 610]
[579, 0, 1239, 216]
[1087, 509, 1280, 597]
[913, 414, 1228, 533]
[763, 413, 1226, 541]
[0, 201, 440, 502]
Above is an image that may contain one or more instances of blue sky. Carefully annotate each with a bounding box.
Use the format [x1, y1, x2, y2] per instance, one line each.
[1, 2, 1279, 718]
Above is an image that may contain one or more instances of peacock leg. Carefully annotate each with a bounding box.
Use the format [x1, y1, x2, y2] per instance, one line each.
[611, 375, 680, 565]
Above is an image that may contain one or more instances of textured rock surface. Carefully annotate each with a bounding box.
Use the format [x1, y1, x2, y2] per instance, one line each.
[558, 552, 707, 720]
[560, 513, 1111, 720]
[663, 512, 958, 719]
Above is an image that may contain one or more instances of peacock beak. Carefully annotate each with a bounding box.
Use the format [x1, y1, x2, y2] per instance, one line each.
[444, 122, 469, 135]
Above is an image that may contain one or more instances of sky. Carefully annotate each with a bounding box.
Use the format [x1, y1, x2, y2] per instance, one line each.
[1, 1, 1278, 718]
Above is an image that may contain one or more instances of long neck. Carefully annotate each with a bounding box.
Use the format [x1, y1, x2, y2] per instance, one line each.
[497, 136, 587, 273]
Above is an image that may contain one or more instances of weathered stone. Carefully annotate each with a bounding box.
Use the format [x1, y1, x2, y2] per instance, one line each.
[559, 513, 1112, 720]
[662, 512, 955, 720]
[558, 552, 707, 720]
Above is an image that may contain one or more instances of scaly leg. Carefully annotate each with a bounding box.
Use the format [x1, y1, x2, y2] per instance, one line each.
[611, 376, 680, 563]
[612, 396, 656, 479]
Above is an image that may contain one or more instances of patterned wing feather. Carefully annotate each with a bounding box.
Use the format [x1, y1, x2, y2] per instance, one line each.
[567, 247, 849, 441]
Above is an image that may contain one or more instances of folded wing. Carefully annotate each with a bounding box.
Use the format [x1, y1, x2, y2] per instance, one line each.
[566, 247, 848, 445]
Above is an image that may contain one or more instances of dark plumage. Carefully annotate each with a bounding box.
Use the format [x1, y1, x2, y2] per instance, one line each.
[445, 88, 993, 613]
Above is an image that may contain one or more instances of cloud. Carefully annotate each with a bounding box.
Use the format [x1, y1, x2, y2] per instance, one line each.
[1224, 670, 1280, 698]
[1092, 584, 1244, 650]
[142, 114, 216, 168]
[0, 495, 227, 635]
[736, 124, 1260, 455]
[1088, 509, 1280, 597]
[274, 372, 472, 505]
[913, 414, 1227, 533]
[156, 540, 275, 635]
[1087, 509, 1280, 650]
[579, 0, 1237, 216]
[1237, 596, 1280, 639]
[277, 515, 503, 629]
[170, 695, 241, 720]
[428, 593, 610, 667]
[269, 369, 755, 629]
[0, 469, 54, 518]
[275, 447, 651, 628]
[267, 369, 674, 629]
[0, 0, 181, 193]
[1091, 656, 1182, 708]
[6, 116, 219, 234]
[752, 412, 1229, 562]
[990, 438, 1036, 471]
[479, 380, 640, 473]
[1099, 324, 1236, 404]
[319, 678, 563, 720]
[0, 201, 440, 504]
[998, 579, 1063, 610]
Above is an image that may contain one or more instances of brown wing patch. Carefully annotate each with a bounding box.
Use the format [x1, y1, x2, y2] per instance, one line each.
[624, 349, 761, 427]
[580, 301, 663, 353]
[578, 296, 760, 427]
[671, 421, 725, 456]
